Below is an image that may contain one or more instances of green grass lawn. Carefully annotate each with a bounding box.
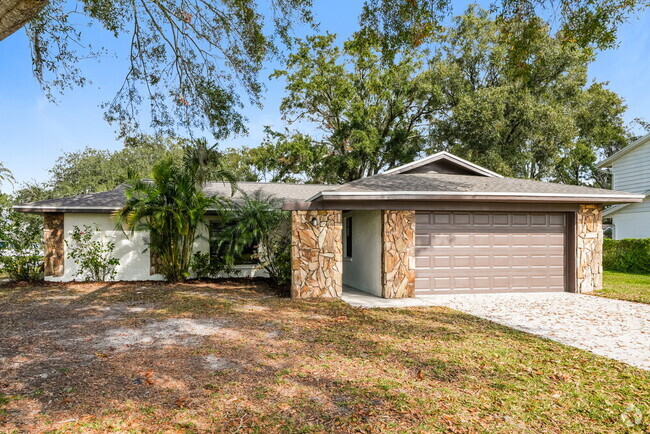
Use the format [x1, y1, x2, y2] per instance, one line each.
[1, 280, 649, 432]
[598, 271, 650, 304]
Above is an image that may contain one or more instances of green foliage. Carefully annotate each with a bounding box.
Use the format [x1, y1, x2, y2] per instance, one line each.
[426, 6, 630, 186]
[219, 147, 261, 182]
[48, 135, 186, 198]
[361, 0, 649, 54]
[191, 251, 215, 280]
[191, 251, 239, 280]
[66, 225, 120, 282]
[266, 32, 440, 183]
[114, 139, 234, 282]
[0, 162, 14, 188]
[25, 0, 314, 137]
[252, 7, 632, 186]
[262, 231, 292, 287]
[212, 192, 291, 286]
[603, 239, 650, 274]
[0, 195, 43, 282]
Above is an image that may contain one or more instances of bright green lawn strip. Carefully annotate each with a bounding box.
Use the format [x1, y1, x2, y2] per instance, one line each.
[598, 271, 650, 304]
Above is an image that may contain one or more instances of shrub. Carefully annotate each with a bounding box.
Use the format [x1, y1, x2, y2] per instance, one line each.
[602, 238, 650, 274]
[0, 254, 43, 281]
[260, 231, 291, 286]
[66, 225, 120, 281]
[191, 251, 239, 279]
[0, 197, 43, 281]
[212, 193, 291, 287]
[114, 140, 234, 282]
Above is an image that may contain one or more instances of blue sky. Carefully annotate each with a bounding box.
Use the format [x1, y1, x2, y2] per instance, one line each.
[1, 0, 649, 193]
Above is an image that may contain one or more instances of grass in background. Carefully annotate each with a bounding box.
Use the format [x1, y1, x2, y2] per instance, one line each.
[598, 271, 650, 304]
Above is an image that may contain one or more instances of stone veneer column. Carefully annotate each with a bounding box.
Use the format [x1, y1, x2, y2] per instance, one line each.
[381, 210, 416, 298]
[291, 210, 343, 298]
[44, 212, 65, 277]
[576, 204, 603, 293]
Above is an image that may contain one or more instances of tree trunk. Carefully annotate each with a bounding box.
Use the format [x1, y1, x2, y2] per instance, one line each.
[0, 0, 47, 41]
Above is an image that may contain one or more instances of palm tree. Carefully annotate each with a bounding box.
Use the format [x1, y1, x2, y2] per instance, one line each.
[214, 191, 291, 285]
[0, 162, 14, 187]
[114, 140, 234, 282]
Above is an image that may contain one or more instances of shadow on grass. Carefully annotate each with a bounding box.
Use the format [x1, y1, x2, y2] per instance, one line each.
[1, 280, 648, 432]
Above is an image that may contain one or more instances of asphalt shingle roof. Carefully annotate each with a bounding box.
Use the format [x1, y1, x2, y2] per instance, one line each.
[13, 165, 644, 213]
[14, 182, 330, 212]
[327, 173, 630, 196]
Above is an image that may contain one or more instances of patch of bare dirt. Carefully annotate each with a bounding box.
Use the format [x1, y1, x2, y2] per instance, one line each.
[0, 279, 285, 432]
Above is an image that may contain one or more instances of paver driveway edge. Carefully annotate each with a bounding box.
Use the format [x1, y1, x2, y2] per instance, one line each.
[343, 290, 650, 370]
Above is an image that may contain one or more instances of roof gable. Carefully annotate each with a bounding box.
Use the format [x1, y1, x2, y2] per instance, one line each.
[383, 152, 503, 178]
[598, 132, 650, 168]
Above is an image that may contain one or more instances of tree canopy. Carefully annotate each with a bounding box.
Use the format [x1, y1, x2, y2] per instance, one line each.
[255, 33, 442, 183]
[243, 7, 633, 186]
[427, 7, 630, 186]
[361, 0, 650, 54]
[2, 0, 647, 141]
[18, 0, 314, 138]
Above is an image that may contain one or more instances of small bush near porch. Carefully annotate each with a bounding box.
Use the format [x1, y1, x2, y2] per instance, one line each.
[1, 280, 648, 432]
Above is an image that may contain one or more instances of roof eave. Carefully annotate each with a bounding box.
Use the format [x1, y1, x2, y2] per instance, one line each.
[12, 205, 122, 214]
[382, 151, 504, 178]
[603, 203, 630, 217]
[310, 191, 645, 204]
[597, 133, 650, 168]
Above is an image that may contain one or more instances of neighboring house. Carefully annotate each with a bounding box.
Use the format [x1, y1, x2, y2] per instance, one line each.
[598, 133, 650, 239]
[15, 152, 644, 298]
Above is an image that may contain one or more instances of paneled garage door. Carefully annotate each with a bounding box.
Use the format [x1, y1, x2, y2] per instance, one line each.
[415, 212, 566, 294]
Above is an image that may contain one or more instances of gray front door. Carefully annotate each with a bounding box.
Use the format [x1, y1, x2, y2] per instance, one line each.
[415, 211, 566, 294]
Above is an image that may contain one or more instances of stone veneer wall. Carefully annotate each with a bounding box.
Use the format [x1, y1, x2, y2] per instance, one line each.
[381, 210, 416, 298]
[576, 204, 603, 293]
[44, 213, 65, 277]
[291, 210, 343, 298]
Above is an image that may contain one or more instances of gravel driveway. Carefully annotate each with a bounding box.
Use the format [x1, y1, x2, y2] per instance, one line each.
[343, 289, 650, 370]
[420, 292, 650, 370]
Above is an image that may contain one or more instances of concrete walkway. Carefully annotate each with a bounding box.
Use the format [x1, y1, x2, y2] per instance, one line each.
[342, 289, 650, 370]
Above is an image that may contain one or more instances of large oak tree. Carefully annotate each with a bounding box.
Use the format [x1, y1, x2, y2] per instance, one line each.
[253, 7, 632, 186]
[260, 32, 442, 183]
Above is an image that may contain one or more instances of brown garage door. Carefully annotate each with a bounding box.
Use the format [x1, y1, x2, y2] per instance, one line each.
[415, 211, 566, 294]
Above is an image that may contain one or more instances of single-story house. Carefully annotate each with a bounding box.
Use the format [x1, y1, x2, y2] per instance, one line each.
[597, 132, 650, 239]
[15, 152, 645, 298]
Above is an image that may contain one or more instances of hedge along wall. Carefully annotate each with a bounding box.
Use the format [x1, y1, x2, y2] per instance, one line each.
[602, 239, 650, 274]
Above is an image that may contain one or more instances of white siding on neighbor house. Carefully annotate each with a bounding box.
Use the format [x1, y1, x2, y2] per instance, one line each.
[607, 138, 650, 239]
[611, 205, 650, 239]
[611, 139, 650, 194]
[48, 213, 266, 282]
[342, 210, 382, 296]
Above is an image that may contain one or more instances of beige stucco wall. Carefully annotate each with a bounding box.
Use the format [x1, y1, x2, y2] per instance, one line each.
[342, 210, 382, 296]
